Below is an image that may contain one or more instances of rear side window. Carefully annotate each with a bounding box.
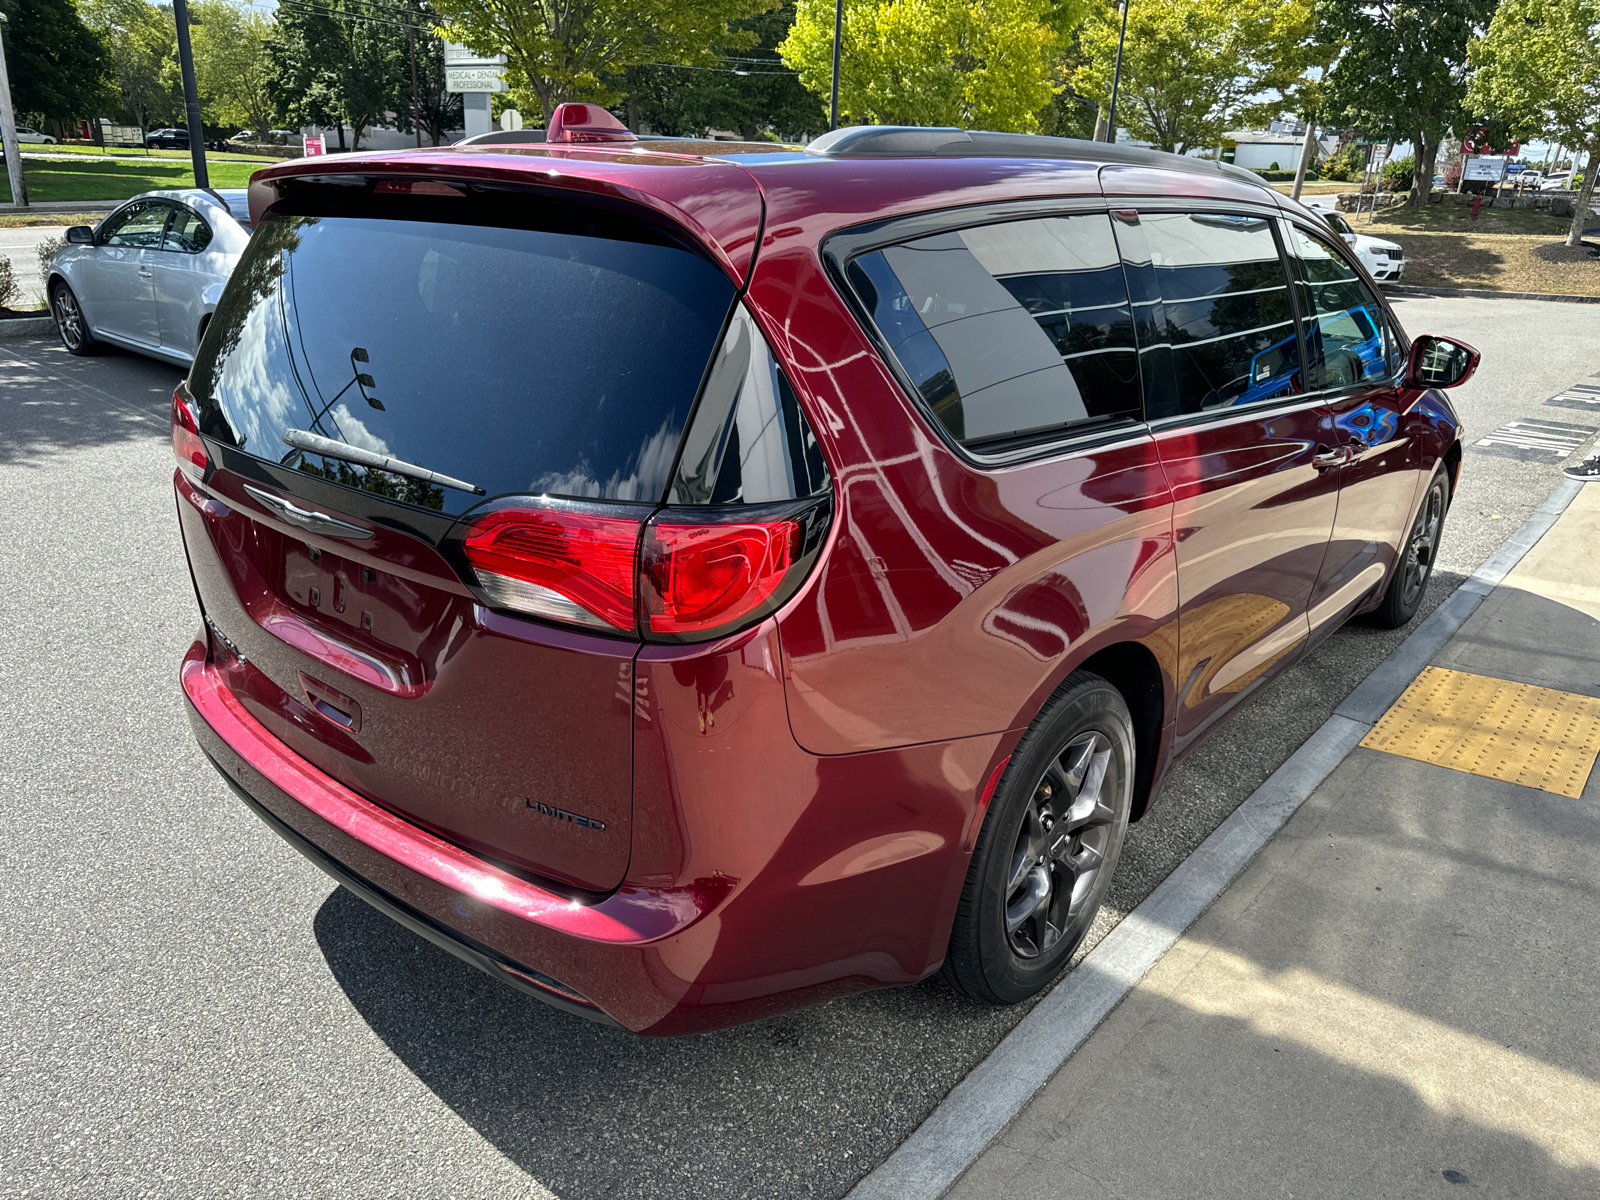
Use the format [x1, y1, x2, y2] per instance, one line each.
[164, 208, 213, 253]
[189, 211, 737, 515]
[847, 214, 1140, 450]
[1117, 212, 1300, 419]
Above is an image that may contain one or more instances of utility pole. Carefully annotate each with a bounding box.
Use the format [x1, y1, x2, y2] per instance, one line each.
[408, 0, 421, 148]
[829, 0, 843, 131]
[172, 0, 209, 189]
[1290, 120, 1317, 202]
[0, 12, 27, 208]
[1106, 0, 1130, 143]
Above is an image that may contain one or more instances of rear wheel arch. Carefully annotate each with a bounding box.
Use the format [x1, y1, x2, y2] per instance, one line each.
[1075, 642, 1167, 821]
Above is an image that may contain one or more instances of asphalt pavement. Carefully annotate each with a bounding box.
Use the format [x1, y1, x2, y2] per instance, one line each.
[1, 294, 1594, 1199]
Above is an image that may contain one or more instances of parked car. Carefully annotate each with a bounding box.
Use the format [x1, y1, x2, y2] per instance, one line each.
[1310, 204, 1405, 282]
[46, 189, 252, 366]
[13, 125, 57, 145]
[143, 127, 230, 151]
[173, 108, 1474, 1035]
[1540, 172, 1576, 191]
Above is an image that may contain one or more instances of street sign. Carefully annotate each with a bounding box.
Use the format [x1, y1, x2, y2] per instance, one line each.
[444, 41, 505, 66]
[303, 135, 325, 158]
[500, 109, 523, 131]
[1463, 156, 1506, 183]
[102, 124, 143, 148]
[446, 65, 507, 94]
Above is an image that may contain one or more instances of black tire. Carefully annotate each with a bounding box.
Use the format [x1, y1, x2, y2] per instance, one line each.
[945, 671, 1135, 1005]
[1366, 466, 1449, 629]
[50, 281, 101, 357]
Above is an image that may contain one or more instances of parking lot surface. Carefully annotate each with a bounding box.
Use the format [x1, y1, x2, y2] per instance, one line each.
[1, 295, 1594, 1198]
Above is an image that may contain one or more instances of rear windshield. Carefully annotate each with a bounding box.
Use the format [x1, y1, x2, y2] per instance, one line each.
[189, 211, 736, 514]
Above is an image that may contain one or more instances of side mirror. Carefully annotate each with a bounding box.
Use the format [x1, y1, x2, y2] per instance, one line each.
[1406, 335, 1480, 390]
[66, 226, 95, 245]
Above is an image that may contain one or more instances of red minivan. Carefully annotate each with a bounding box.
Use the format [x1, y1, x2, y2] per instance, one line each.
[175, 109, 1476, 1034]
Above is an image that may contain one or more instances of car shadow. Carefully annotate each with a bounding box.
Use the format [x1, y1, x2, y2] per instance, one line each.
[0, 336, 184, 467]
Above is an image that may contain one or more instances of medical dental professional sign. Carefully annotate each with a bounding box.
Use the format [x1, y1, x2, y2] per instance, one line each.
[444, 42, 508, 94]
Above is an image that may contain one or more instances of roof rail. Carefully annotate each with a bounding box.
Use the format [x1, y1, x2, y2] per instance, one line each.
[805, 125, 1268, 189]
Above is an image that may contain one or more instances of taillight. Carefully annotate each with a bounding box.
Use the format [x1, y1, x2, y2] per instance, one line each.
[641, 519, 802, 636]
[171, 388, 207, 478]
[462, 507, 640, 632]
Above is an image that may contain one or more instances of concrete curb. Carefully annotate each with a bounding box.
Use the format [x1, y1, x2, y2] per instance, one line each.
[845, 476, 1587, 1200]
[0, 315, 56, 339]
[1384, 283, 1600, 304]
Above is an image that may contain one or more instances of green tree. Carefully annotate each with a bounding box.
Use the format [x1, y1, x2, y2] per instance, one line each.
[191, 0, 276, 139]
[0, 0, 112, 123]
[394, 0, 462, 145]
[268, 0, 406, 150]
[1318, 0, 1499, 210]
[624, 6, 823, 139]
[779, 0, 1072, 133]
[80, 0, 179, 129]
[1071, 0, 1315, 155]
[1468, 0, 1600, 246]
[429, 0, 774, 125]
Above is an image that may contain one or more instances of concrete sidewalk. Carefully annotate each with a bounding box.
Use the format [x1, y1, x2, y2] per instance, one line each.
[948, 485, 1600, 1199]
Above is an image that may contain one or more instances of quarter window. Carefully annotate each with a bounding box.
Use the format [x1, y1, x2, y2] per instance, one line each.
[1286, 225, 1392, 392]
[164, 207, 214, 253]
[100, 200, 172, 248]
[1116, 211, 1301, 419]
[848, 214, 1140, 449]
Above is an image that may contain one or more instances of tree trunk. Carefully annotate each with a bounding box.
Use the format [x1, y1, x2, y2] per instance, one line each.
[1290, 119, 1317, 202]
[1568, 135, 1600, 248]
[1409, 128, 1439, 210]
[1092, 106, 1108, 142]
[334, 123, 346, 151]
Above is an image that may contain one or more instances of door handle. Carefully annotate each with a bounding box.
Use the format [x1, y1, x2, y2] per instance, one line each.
[1312, 445, 1349, 471]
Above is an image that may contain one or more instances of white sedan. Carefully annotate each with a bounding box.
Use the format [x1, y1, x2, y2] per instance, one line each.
[1311, 204, 1405, 283]
[13, 125, 57, 144]
[45, 189, 250, 366]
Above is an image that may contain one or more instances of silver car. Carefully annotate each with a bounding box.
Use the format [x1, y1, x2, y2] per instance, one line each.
[45, 189, 251, 366]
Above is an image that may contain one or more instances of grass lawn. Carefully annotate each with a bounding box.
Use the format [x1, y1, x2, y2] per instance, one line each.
[1339, 202, 1600, 296]
[0, 157, 265, 204]
[0, 211, 108, 229]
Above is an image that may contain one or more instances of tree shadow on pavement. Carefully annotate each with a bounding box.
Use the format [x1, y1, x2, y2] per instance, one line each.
[0, 338, 183, 468]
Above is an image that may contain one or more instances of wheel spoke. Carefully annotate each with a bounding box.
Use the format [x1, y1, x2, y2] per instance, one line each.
[1006, 866, 1050, 935]
[1006, 846, 1033, 894]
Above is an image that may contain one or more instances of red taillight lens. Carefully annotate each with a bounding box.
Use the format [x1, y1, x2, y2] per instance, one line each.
[463, 507, 640, 632]
[642, 520, 802, 636]
[171, 388, 207, 478]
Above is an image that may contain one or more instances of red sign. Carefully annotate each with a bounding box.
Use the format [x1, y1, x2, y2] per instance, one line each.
[303, 135, 325, 158]
[1462, 132, 1519, 156]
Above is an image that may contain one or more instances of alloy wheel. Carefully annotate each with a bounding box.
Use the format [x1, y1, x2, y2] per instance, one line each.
[1004, 730, 1119, 959]
[1401, 482, 1445, 609]
[53, 288, 82, 352]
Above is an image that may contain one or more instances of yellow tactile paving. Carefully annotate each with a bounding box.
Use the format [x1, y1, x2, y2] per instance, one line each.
[1361, 667, 1600, 799]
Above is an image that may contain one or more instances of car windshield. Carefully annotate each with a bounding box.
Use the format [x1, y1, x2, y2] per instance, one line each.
[188, 208, 737, 515]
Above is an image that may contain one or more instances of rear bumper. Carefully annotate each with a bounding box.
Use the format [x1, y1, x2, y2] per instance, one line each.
[182, 639, 1002, 1034]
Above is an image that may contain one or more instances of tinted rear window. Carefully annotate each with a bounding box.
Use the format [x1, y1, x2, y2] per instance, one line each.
[189, 212, 736, 514]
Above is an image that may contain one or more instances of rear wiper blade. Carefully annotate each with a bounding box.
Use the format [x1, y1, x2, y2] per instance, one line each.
[281, 428, 486, 495]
